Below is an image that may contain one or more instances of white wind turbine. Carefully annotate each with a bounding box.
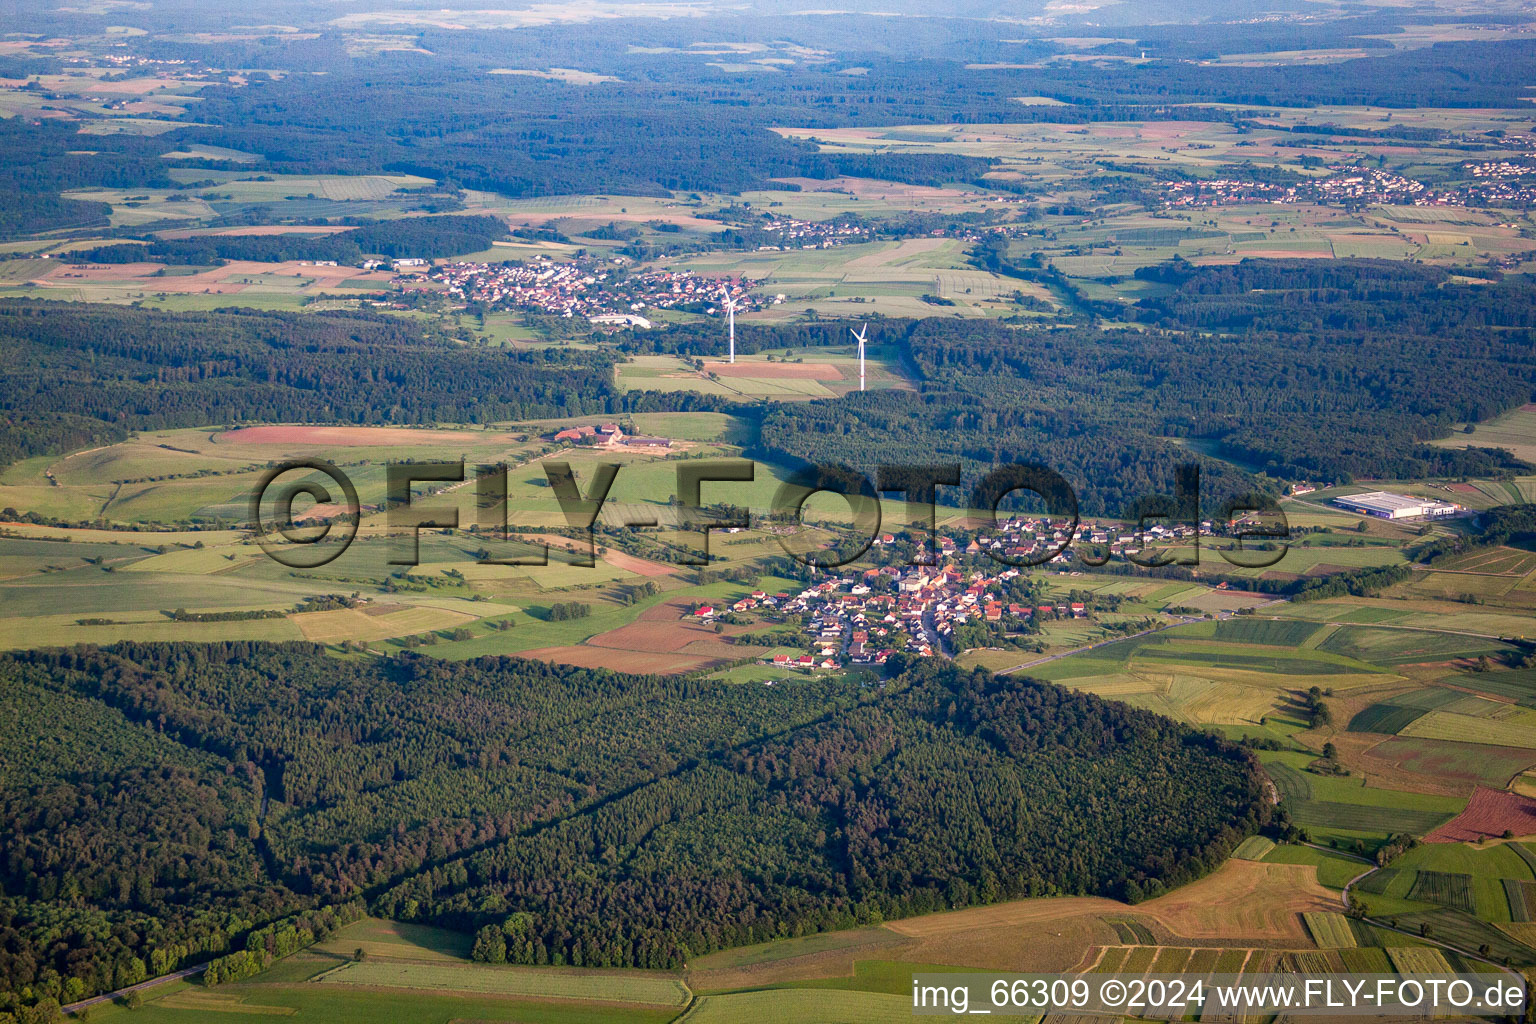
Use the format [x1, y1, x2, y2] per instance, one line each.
[851, 323, 868, 392]
[722, 294, 738, 364]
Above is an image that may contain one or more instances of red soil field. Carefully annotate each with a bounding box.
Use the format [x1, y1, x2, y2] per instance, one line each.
[702, 361, 842, 380]
[1426, 786, 1536, 843]
[287, 502, 356, 520]
[217, 425, 492, 446]
[195, 226, 357, 237]
[515, 646, 716, 674]
[1365, 736, 1536, 793]
[514, 597, 753, 674]
[585, 597, 749, 653]
[505, 211, 723, 230]
[45, 261, 162, 280]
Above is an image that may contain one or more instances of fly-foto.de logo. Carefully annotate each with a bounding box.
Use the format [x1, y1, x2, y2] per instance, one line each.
[249, 458, 1290, 570]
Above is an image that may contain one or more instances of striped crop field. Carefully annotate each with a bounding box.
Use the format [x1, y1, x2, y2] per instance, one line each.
[1303, 912, 1358, 949]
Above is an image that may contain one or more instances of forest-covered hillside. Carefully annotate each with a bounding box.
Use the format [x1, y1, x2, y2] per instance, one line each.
[755, 260, 1536, 511]
[0, 302, 727, 467]
[0, 643, 1267, 1002]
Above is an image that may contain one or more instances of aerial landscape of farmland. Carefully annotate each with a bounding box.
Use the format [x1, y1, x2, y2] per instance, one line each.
[4, 0, 1536, 1020]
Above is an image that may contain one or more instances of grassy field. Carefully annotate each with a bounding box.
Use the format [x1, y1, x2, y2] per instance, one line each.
[90, 914, 693, 1024]
[1019, 616, 1395, 730]
[3, 423, 551, 524]
[1406, 870, 1477, 914]
[312, 917, 473, 962]
[677, 989, 913, 1023]
[85, 976, 681, 1024]
[318, 960, 690, 1006]
[1389, 843, 1536, 922]
[1262, 843, 1370, 890]
[1434, 403, 1536, 465]
[1258, 749, 1464, 852]
[615, 346, 911, 400]
[1233, 836, 1277, 861]
[687, 929, 907, 972]
[1302, 912, 1358, 949]
[1386, 946, 1457, 975]
[1318, 625, 1514, 666]
[1398, 709, 1536, 750]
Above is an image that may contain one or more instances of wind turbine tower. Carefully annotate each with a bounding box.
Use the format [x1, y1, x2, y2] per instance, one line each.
[851, 323, 867, 392]
[723, 295, 738, 364]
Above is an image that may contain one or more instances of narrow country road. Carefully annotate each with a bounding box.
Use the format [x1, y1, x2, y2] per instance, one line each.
[62, 963, 207, 1015]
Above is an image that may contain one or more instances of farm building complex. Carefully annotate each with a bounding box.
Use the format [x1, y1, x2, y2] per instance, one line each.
[1332, 490, 1461, 520]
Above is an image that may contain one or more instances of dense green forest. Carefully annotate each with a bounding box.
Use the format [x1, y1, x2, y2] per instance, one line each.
[754, 260, 1534, 513]
[155, 39, 1535, 198]
[0, 119, 170, 240]
[3, 16, 1530, 209]
[0, 642, 1266, 1008]
[74, 214, 510, 266]
[0, 302, 729, 466]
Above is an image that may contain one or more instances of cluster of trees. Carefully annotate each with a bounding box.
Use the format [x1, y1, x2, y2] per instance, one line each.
[757, 384, 1255, 518]
[0, 652, 299, 1010]
[203, 903, 364, 985]
[163, 607, 287, 622]
[1301, 686, 1334, 728]
[73, 215, 509, 266]
[0, 411, 127, 470]
[0, 642, 1266, 1006]
[1288, 563, 1413, 603]
[152, 37, 1536, 200]
[819, 152, 996, 187]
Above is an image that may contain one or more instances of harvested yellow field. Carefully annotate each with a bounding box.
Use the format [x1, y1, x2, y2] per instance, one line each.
[120, 546, 262, 574]
[1498, 922, 1536, 947]
[1066, 675, 1164, 698]
[1386, 947, 1456, 975]
[1302, 912, 1357, 949]
[290, 605, 474, 643]
[1138, 861, 1336, 943]
[1053, 669, 1292, 727]
[1177, 678, 1288, 726]
[890, 896, 1126, 938]
[880, 896, 1129, 972]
